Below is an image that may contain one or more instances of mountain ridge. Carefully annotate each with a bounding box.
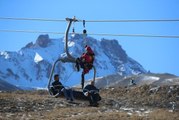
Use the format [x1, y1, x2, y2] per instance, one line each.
[0, 79, 21, 91]
[0, 34, 146, 89]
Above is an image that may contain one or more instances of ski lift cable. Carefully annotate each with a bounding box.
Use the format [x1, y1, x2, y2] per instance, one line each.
[79, 19, 179, 23]
[0, 17, 66, 22]
[0, 29, 179, 38]
[0, 29, 64, 34]
[87, 33, 179, 38]
[1, 17, 179, 23]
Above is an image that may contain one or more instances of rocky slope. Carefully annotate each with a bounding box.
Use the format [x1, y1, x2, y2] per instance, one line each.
[94, 73, 179, 88]
[0, 79, 21, 91]
[0, 85, 178, 120]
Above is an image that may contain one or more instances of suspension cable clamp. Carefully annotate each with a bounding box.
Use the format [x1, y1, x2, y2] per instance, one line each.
[66, 17, 78, 22]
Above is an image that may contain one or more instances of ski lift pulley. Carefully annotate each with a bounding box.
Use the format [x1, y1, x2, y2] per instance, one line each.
[83, 29, 87, 34]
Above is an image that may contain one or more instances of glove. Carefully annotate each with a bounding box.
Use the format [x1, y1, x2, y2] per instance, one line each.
[84, 92, 89, 96]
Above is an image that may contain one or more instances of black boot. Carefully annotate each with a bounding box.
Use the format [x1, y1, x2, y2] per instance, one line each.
[81, 73, 85, 89]
[75, 58, 80, 71]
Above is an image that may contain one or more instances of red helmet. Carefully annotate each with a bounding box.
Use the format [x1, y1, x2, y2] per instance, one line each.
[85, 46, 91, 52]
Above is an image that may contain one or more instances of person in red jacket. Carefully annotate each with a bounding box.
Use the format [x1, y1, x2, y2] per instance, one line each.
[76, 45, 95, 89]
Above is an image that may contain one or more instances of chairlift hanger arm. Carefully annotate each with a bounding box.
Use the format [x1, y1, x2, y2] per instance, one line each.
[64, 17, 77, 63]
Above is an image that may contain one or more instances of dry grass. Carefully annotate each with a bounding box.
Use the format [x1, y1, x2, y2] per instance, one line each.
[148, 109, 179, 120]
[0, 85, 179, 120]
[101, 85, 179, 108]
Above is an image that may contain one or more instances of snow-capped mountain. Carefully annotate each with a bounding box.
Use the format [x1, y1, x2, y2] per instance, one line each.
[0, 34, 146, 89]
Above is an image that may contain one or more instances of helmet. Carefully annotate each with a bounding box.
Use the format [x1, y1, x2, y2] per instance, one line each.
[85, 46, 91, 52]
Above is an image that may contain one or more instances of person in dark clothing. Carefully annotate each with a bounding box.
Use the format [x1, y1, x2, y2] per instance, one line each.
[83, 81, 101, 107]
[51, 74, 74, 101]
[76, 45, 95, 89]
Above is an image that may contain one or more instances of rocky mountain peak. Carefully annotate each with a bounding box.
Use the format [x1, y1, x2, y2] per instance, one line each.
[101, 39, 127, 62]
[35, 34, 51, 48]
[22, 34, 51, 49]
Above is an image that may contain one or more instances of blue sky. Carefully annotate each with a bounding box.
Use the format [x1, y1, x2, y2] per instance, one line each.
[0, 0, 179, 76]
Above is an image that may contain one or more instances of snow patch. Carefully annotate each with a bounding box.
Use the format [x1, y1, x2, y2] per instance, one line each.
[132, 70, 141, 75]
[166, 79, 173, 82]
[68, 41, 75, 47]
[35, 87, 48, 90]
[61, 53, 67, 57]
[71, 34, 75, 38]
[0, 51, 10, 59]
[120, 66, 125, 71]
[34, 52, 43, 63]
[121, 107, 152, 116]
[127, 112, 133, 115]
[143, 76, 160, 81]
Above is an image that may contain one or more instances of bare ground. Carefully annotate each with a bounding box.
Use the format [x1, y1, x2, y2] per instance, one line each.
[0, 85, 179, 120]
